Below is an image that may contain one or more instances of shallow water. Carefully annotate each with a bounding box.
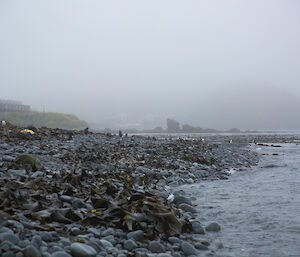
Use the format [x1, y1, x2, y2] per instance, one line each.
[179, 143, 300, 257]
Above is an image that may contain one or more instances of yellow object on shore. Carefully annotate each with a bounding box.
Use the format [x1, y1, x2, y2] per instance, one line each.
[20, 129, 35, 135]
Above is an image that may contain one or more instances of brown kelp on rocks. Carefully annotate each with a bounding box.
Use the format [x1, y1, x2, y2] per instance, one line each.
[0, 124, 260, 257]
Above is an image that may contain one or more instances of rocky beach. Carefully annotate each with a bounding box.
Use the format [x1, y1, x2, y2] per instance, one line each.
[2, 123, 297, 257]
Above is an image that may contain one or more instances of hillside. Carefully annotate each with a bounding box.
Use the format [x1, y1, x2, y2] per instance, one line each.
[0, 112, 88, 129]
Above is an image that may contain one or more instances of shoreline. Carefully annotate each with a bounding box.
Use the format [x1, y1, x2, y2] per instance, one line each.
[0, 124, 269, 257]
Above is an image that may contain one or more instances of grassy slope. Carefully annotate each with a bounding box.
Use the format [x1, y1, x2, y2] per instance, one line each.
[0, 112, 88, 129]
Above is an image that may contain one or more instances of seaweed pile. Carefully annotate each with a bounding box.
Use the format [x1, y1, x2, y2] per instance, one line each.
[0, 123, 258, 256]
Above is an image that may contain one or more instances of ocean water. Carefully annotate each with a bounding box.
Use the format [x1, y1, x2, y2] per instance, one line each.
[179, 142, 300, 257]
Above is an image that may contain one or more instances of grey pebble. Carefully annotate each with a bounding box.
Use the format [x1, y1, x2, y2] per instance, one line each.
[148, 241, 165, 253]
[102, 227, 115, 237]
[0, 232, 19, 245]
[205, 222, 221, 232]
[2, 251, 15, 257]
[181, 241, 198, 256]
[178, 203, 198, 213]
[191, 221, 205, 234]
[168, 237, 181, 244]
[50, 251, 72, 257]
[24, 245, 42, 257]
[127, 230, 144, 241]
[99, 239, 113, 248]
[70, 242, 97, 257]
[123, 239, 137, 251]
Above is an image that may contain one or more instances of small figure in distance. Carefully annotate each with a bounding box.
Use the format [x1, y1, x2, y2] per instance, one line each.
[119, 130, 123, 137]
[1, 120, 6, 126]
[84, 127, 89, 135]
[201, 138, 205, 142]
[229, 139, 233, 144]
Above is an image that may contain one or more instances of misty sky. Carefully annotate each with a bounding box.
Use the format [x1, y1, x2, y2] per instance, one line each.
[1, 0, 300, 130]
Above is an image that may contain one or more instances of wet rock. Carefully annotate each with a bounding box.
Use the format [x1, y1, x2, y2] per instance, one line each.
[102, 228, 115, 237]
[24, 245, 41, 257]
[178, 203, 198, 213]
[72, 198, 86, 209]
[157, 254, 173, 257]
[191, 221, 205, 234]
[7, 169, 26, 178]
[148, 241, 165, 253]
[123, 239, 137, 251]
[205, 222, 221, 232]
[127, 230, 144, 241]
[31, 235, 42, 249]
[168, 237, 181, 244]
[99, 239, 113, 248]
[181, 241, 198, 256]
[50, 251, 72, 257]
[194, 243, 208, 250]
[0, 232, 19, 245]
[70, 243, 97, 257]
[2, 155, 15, 162]
[173, 195, 193, 206]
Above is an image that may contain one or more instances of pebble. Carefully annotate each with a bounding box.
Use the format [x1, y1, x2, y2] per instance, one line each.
[181, 241, 198, 256]
[191, 221, 205, 234]
[24, 245, 42, 257]
[173, 195, 193, 206]
[50, 251, 72, 257]
[2, 155, 15, 162]
[102, 228, 115, 237]
[127, 230, 144, 241]
[70, 243, 97, 257]
[178, 203, 198, 213]
[99, 239, 113, 248]
[205, 222, 221, 232]
[148, 241, 165, 253]
[123, 239, 137, 251]
[168, 237, 181, 244]
[0, 232, 19, 245]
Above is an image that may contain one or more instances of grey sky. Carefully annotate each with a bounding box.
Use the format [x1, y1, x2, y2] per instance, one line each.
[1, 0, 300, 130]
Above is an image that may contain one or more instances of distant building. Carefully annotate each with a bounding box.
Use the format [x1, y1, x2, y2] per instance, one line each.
[0, 99, 30, 112]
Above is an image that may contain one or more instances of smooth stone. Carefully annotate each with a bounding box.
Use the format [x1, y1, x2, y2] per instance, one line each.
[99, 239, 113, 248]
[181, 241, 198, 256]
[2, 155, 15, 162]
[30, 171, 44, 178]
[148, 241, 165, 253]
[157, 254, 173, 257]
[102, 228, 115, 237]
[70, 243, 97, 257]
[19, 239, 30, 248]
[168, 237, 181, 244]
[173, 195, 193, 206]
[0, 240, 14, 251]
[178, 203, 198, 213]
[72, 198, 86, 209]
[24, 245, 42, 257]
[87, 228, 101, 237]
[123, 239, 137, 251]
[127, 230, 144, 241]
[7, 220, 24, 233]
[16, 252, 24, 257]
[0, 232, 19, 245]
[2, 252, 15, 257]
[59, 195, 73, 203]
[194, 243, 209, 250]
[50, 251, 72, 257]
[205, 222, 221, 232]
[31, 235, 43, 249]
[191, 221, 205, 234]
[7, 169, 26, 177]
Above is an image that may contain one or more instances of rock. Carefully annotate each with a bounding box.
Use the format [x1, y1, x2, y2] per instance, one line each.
[123, 239, 137, 251]
[70, 243, 97, 257]
[148, 241, 165, 253]
[7, 220, 24, 233]
[7, 169, 26, 178]
[102, 228, 115, 237]
[50, 251, 72, 257]
[31, 235, 42, 249]
[24, 245, 42, 257]
[0, 240, 14, 251]
[157, 254, 173, 257]
[0, 232, 19, 245]
[178, 203, 198, 213]
[205, 222, 221, 232]
[99, 239, 113, 248]
[194, 243, 208, 250]
[191, 221, 205, 234]
[2, 251, 15, 257]
[127, 230, 144, 241]
[86, 228, 101, 237]
[59, 195, 73, 203]
[173, 195, 193, 206]
[168, 237, 181, 244]
[181, 241, 198, 256]
[2, 155, 15, 162]
[72, 198, 86, 209]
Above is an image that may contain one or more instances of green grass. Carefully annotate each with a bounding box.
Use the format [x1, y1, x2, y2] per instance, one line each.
[0, 111, 88, 129]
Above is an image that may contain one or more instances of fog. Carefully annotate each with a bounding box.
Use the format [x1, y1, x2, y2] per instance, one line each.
[1, 0, 300, 130]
